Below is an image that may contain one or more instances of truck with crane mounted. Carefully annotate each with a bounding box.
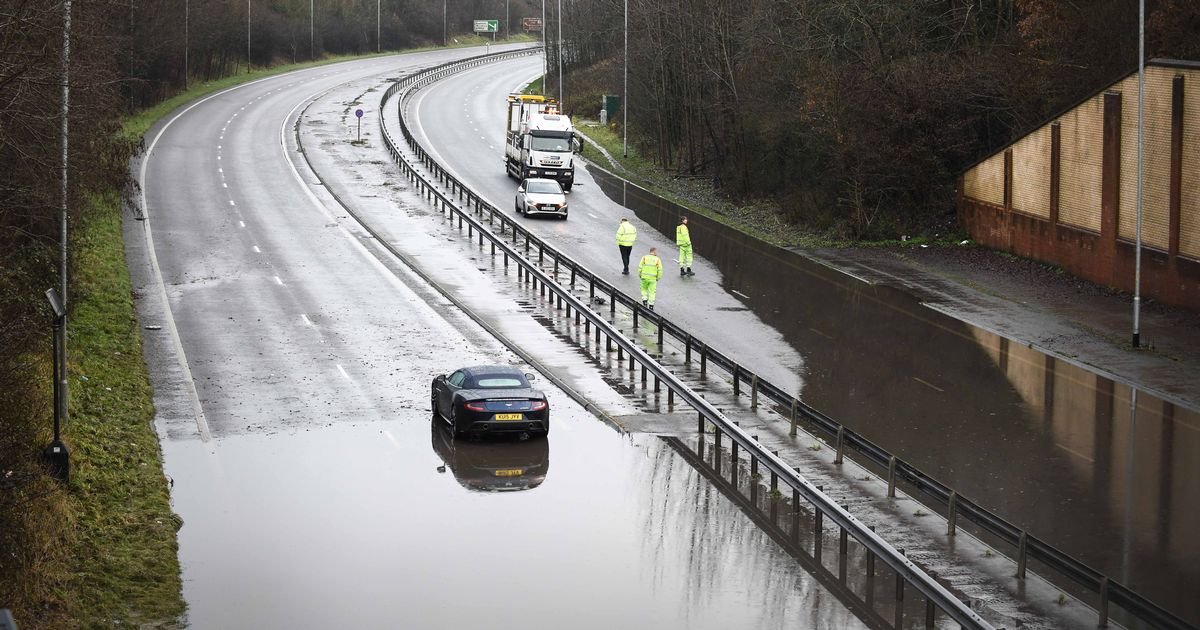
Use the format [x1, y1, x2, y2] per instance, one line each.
[504, 94, 580, 191]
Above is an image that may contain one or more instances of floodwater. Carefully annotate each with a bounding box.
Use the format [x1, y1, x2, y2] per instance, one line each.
[165, 411, 872, 629]
[589, 166, 1200, 626]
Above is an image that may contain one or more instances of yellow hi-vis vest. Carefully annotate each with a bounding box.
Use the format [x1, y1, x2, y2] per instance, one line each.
[638, 254, 663, 280]
[676, 223, 691, 247]
[616, 222, 637, 247]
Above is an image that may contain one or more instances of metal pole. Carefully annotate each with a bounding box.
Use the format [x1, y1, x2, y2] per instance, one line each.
[184, 0, 189, 89]
[59, 0, 71, 433]
[623, 0, 627, 157]
[310, 0, 314, 61]
[1132, 0, 1144, 347]
[557, 0, 562, 105]
[247, 0, 251, 72]
[377, 0, 381, 52]
[443, 0, 447, 46]
[542, 0, 547, 90]
[506, 0, 509, 39]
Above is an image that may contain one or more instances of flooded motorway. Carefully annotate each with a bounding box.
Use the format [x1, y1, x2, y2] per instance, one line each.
[129, 46, 886, 628]
[164, 414, 873, 628]
[588, 164, 1200, 625]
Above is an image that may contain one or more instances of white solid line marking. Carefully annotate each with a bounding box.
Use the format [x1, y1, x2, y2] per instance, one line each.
[912, 377, 945, 393]
[336, 364, 350, 379]
[732, 290, 750, 299]
[274, 276, 283, 285]
[252, 246, 261, 253]
[218, 145, 221, 150]
[301, 314, 312, 326]
[587, 213, 598, 219]
[218, 167, 223, 173]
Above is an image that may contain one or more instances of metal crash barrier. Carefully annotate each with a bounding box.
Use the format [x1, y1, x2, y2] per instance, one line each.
[376, 48, 993, 630]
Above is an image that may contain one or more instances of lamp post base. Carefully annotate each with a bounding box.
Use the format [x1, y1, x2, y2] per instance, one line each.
[43, 439, 70, 483]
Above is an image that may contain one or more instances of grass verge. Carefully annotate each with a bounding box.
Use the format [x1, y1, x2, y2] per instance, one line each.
[571, 120, 833, 249]
[56, 190, 185, 628]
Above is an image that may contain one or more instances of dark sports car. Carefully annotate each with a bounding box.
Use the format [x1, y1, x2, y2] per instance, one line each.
[431, 365, 550, 438]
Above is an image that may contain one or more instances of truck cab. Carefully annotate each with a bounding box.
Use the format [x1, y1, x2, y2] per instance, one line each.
[505, 94, 580, 190]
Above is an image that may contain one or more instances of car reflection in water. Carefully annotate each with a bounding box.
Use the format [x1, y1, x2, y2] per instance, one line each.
[431, 420, 550, 492]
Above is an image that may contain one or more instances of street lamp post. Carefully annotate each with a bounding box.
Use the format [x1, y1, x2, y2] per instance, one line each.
[184, 0, 189, 89]
[443, 0, 447, 46]
[1132, 0, 1145, 347]
[310, 0, 314, 61]
[247, 0, 251, 73]
[44, 289, 69, 482]
[559, 0, 564, 105]
[377, 0, 381, 53]
[623, 0, 627, 157]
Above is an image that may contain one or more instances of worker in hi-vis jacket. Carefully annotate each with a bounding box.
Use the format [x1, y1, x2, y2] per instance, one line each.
[638, 247, 664, 310]
[616, 217, 637, 275]
[677, 216, 694, 276]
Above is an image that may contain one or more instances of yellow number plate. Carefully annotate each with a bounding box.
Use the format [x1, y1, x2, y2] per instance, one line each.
[493, 413, 524, 421]
[493, 469, 524, 477]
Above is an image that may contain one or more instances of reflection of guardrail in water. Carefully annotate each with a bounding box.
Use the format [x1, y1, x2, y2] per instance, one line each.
[380, 56, 1196, 629]
[378, 50, 993, 630]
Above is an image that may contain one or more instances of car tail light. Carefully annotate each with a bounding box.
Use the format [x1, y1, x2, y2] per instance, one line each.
[464, 402, 486, 412]
[530, 400, 547, 411]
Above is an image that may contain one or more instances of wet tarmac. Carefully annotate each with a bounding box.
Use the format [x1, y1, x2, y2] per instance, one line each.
[129, 46, 885, 628]
[586, 164, 1200, 626]
[401, 56, 1200, 625]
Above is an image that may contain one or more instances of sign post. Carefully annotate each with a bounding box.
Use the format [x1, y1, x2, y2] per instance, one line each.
[355, 108, 363, 142]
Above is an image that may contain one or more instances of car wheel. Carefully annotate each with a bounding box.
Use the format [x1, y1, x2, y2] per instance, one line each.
[451, 406, 467, 437]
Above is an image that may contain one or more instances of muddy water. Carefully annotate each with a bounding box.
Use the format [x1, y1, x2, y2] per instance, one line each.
[166, 411, 873, 629]
[590, 167, 1200, 625]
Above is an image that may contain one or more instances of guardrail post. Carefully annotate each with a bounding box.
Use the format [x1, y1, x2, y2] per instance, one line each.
[538, 243, 544, 263]
[834, 426, 845, 464]
[925, 596, 936, 629]
[751, 375, 758, 410]
[750, 456, 759, 504]
[610, 288, 616, 316]
[714, 427, 722, 475]
[698, 412, 705, 435]
[570, 267, 576, 287]
[947, 492, 957, 537]
[1098, 577, 1110, 628]
[700, 346, 707, 376]
[1017, 531, 1028, 579]
[667, 387, 674, 410]
[814, 509, 824, 562]
[657, 320, 663, 348]
[866, 548, 876, 606]
[733, 365, 740, 396]
[589, 277, 595, 300]
[633, 307, 639, 328]
[789, 399, 798, 437]
[895, 567, 905, 629]
[730, 442, 738, 485]
[839, 526, 849, 582]
[641, 364, 647, 385]
[887, 456, 898, 498]
[685, 334, 692, 363]
[791, 488, 801, 542]
[616, 345, 623, 362]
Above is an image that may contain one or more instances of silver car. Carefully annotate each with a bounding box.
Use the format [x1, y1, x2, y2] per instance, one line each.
[514, 178, 568, 219]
